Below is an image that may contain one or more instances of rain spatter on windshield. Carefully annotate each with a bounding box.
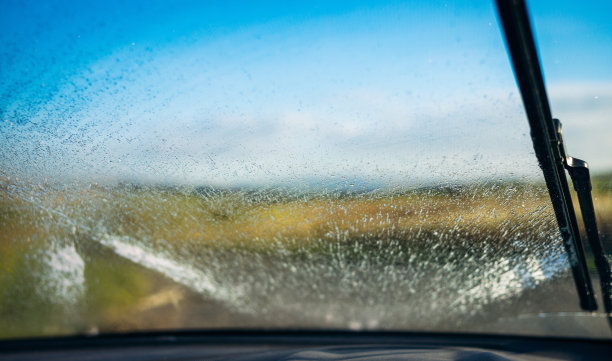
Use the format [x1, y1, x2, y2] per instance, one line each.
[5, 0, 608, 340]
[0, 177, 573, 335]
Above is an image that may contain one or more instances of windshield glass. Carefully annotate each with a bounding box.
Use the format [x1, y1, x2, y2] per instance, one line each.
[1, 0, 610, 339]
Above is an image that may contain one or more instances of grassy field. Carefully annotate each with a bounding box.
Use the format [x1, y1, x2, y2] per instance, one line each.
[592, 173, 612, 248]
[1, 175, 611, 339]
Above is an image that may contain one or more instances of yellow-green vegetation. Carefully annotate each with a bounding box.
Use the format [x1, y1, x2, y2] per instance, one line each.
[77, 183, 557, 252]
[1, 174, 611, 339]
[593, 173, 612, 239]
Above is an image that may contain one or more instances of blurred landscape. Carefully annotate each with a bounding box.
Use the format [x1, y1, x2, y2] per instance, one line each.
[1, 174, 611, 339]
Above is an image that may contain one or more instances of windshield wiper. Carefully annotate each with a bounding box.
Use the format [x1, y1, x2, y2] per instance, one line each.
[559, 120, 612, 317]
[496, 0, 611, 316]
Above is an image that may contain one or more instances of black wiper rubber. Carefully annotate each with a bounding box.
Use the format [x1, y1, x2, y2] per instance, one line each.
[495, 0, 597, 311]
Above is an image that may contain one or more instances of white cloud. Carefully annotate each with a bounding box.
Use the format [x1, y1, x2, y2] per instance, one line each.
[548, 82, 612, 173]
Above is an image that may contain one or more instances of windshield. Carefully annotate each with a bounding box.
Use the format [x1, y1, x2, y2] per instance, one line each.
[1, 0, 611, 339]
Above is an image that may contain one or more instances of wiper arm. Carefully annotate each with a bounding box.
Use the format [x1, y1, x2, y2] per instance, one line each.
[495, 0, 598, 311]
[557, 121, 612, 316]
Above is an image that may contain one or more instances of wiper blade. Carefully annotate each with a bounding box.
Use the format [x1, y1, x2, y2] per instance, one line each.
[495, 0, 600, 311]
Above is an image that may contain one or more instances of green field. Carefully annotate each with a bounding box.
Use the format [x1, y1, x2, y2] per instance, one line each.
[1, 175, 611, 339]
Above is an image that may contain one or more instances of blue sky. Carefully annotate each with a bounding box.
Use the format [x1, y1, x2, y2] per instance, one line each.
[1, 0, 610, 186]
